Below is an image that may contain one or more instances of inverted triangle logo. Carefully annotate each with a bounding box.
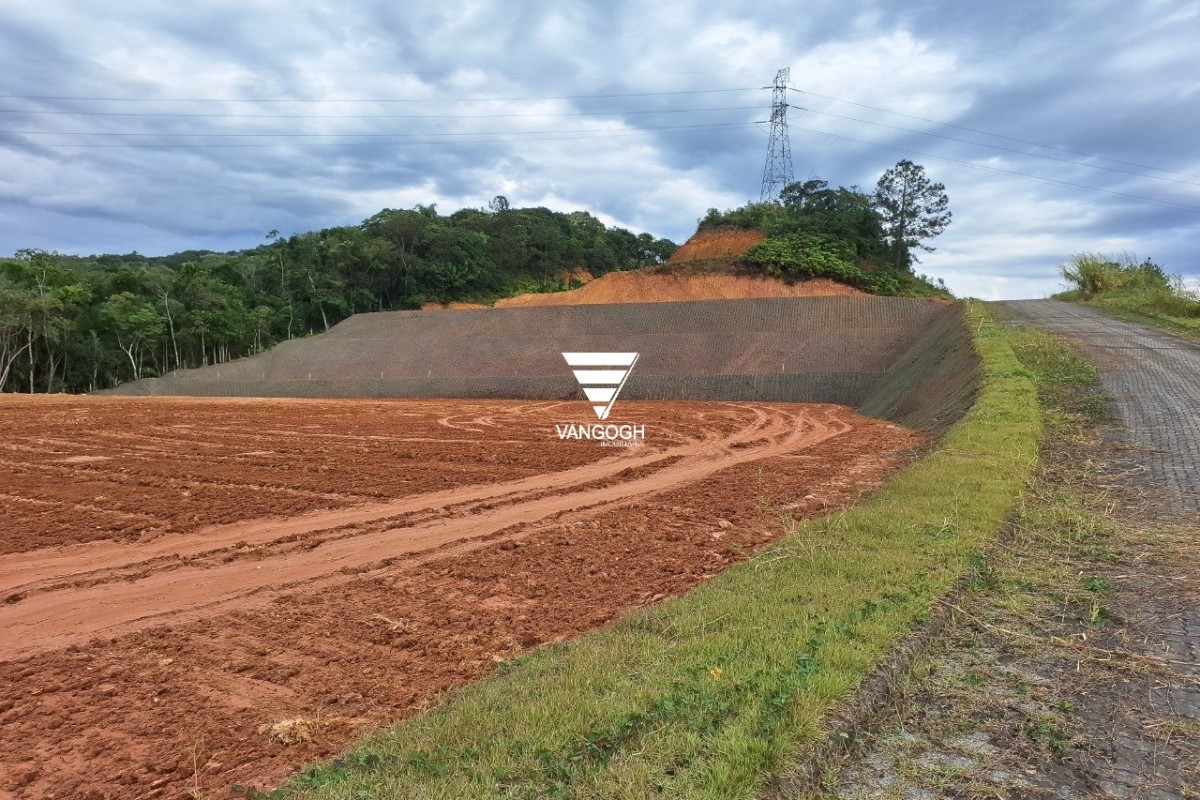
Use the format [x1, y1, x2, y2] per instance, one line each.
[562, 352, 639, 420]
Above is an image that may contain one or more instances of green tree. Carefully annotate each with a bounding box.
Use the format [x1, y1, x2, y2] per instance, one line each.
[777, 180, 887, 260]
[98, 292, 163, 379]
[0, 277, 33, 391]
[873, 160, 951, 270]
[1, 200, 678, 392]
[3, 249, 83, 391]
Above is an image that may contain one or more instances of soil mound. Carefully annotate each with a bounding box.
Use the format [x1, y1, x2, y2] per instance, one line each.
[667, 227, 766, 265]
[492, 227, 861, 307]
[494, 272, 865, 307]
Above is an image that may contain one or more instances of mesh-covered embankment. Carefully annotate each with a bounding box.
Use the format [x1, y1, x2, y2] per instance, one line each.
[105, 297, 979, 433]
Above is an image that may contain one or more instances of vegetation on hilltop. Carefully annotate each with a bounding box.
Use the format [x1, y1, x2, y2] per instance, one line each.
[1056, 251, 1200, 338]
[0, 201, 676, 392]
[700, 159, 954, 298]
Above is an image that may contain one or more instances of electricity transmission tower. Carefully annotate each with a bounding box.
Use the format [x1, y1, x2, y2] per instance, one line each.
[759, 67, 794, 202]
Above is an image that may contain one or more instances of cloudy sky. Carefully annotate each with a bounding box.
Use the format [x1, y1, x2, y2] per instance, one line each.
[1, 0, 1198, 299]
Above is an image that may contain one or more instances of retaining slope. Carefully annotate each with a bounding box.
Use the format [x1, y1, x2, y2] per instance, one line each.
[105, 296, 979, 434]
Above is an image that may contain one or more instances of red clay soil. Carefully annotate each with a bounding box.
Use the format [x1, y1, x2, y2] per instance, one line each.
[0, 395, 925, 799]
[494, 271, 865, 306]
[492, 228, 863, 307]
[665, 226, 766, 265]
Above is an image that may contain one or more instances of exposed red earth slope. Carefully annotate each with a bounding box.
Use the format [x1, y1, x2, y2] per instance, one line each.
[428, 228, 864, 310]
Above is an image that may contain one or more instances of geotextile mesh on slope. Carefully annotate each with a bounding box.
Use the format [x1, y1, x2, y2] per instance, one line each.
[105, 297, 979, 434]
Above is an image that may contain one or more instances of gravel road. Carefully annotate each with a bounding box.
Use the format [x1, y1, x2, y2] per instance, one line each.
[998, 299, 1200, 514]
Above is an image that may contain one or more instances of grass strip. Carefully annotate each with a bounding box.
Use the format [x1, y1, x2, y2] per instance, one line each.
[818, 299, 1128, 798]
[1062, 290, 1200, 340]
[1054, 251, 1200, 340]
[265, 301, 1039, 800]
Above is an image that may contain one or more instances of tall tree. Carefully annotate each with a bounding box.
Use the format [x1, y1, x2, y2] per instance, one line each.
[98, 292, 163, 379]
[0, 278, 33, 392]
[873, 160, 951, 270]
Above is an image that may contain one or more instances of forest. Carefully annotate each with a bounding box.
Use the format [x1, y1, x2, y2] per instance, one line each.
[0, 201, 677, 393]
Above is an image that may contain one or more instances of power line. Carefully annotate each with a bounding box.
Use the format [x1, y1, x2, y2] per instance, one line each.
[0, 104, 762, 120]
[0, 121, 760, 149]
[0, 87, 758, 104]
[0, 58, 759, 78]
[796, 107, 1200, 189]
[792, 85, 1200, 183]
[0, 121, 758, 139]
[789, 123, 1200, 212]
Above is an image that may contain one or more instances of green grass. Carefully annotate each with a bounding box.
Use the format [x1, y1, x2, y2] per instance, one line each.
[1001, 324, 1106, 425]
[1064, 289, 1200, 339]
[810, 321, 1117, 799]
[814, 303, 1197, 799]
[1054, 251, 1200, 339]
[264, 302, 1040, 800]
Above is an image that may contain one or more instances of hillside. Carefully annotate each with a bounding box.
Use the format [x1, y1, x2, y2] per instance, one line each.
[0, 203, 678, 393]
[425, 228, 866, 309]
[664, 227, 766, 265]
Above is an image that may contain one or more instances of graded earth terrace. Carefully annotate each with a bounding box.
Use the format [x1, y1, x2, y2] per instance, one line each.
[1, 395, 923, 798]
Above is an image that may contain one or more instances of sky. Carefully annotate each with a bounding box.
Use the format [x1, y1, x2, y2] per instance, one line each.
[1, 0, 1198, 299]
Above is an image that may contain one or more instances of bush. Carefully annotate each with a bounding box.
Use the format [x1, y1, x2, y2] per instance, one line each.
[697, 203, 783, 232]
[742, 234, 901, 295]
[1060, 252, 1171, 297]
[896, 272, 955, 300]
[1057, 251, 1200, 327]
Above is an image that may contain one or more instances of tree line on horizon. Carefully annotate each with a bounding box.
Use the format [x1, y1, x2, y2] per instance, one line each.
[0, 202, 677, 393]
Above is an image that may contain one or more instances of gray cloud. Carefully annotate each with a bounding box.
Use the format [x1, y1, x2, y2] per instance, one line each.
[1, 0, 1197, 298]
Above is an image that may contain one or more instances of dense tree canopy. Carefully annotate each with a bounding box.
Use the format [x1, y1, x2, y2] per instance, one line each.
[698, 160, 952, 295]
[0, 204, 676, 393]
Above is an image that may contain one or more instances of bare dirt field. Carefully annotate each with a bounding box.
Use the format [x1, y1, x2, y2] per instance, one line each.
[0, 395, 925, 799]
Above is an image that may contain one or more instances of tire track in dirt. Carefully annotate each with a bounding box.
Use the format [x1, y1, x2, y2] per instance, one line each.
[0, 403, 843, 660]
[0, 402, 744, 596]
[0, 439, 649, 596]
[0, 460, 374, 504]
[0, 399, 925, 800]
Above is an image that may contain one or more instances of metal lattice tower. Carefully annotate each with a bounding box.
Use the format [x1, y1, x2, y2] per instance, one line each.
[759, 67, 793, 202]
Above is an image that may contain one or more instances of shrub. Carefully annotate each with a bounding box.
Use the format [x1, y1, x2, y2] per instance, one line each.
[1057, 251, 1200, 326]
[742, 233, 901, 295]
[697, 203, 783, 232]
[1060, 251, 1171, 297]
